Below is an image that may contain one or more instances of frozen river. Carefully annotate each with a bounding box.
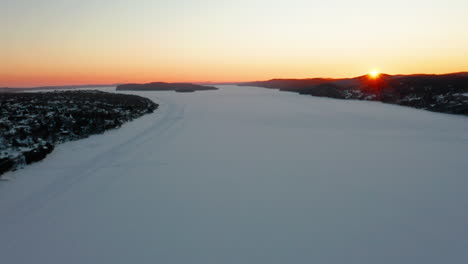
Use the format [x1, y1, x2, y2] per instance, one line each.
[1, 85, 467, 263]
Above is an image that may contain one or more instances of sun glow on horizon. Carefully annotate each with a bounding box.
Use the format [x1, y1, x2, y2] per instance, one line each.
[369, 70, 380, 79]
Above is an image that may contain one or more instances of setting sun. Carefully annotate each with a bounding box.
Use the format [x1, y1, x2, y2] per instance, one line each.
[369, 70, 380, 79]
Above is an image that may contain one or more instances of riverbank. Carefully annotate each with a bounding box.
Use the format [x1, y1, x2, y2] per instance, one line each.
[0, 90, 158, 176]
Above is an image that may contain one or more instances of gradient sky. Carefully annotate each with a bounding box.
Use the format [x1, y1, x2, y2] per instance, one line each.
[2, 0, 468, 87]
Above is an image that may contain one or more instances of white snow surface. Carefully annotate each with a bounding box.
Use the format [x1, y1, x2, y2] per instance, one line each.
[0, 85, 467, 264]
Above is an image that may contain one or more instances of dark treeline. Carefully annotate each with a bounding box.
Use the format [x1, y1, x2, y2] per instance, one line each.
[240, 72, 468, 116]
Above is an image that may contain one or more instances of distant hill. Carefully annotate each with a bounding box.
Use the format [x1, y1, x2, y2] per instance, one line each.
[239, 73, 468, 116]
[116, 82, 218, 92]
[0, 84, 116, 92]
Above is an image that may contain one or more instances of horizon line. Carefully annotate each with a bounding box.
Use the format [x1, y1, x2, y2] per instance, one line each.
[2, 70, 468, 89]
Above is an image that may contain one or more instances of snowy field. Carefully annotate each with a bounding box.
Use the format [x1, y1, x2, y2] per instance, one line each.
[0, 85, 467, 264]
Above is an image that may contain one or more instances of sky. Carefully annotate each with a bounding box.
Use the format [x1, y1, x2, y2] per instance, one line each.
[1, 0, 468, 87]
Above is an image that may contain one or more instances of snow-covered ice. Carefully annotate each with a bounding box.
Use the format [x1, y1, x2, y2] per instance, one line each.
[0, 85, 467, 264]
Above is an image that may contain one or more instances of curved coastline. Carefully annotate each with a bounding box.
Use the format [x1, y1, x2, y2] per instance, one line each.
[0, 90, 158, 176]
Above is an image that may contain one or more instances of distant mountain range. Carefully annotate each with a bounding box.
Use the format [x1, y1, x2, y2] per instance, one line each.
[116, 82, 218, 92]
[239, 72, 468, 116]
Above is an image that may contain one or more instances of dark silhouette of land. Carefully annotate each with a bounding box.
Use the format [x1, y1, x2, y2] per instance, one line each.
[116, 82, 218, 92]
[239, 72, 468, 116]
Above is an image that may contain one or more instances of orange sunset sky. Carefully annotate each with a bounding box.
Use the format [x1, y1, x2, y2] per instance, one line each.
[2, 0, 468, 87]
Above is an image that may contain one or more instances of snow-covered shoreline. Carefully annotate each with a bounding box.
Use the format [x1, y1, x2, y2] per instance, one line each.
[0, 90, 157, 175]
